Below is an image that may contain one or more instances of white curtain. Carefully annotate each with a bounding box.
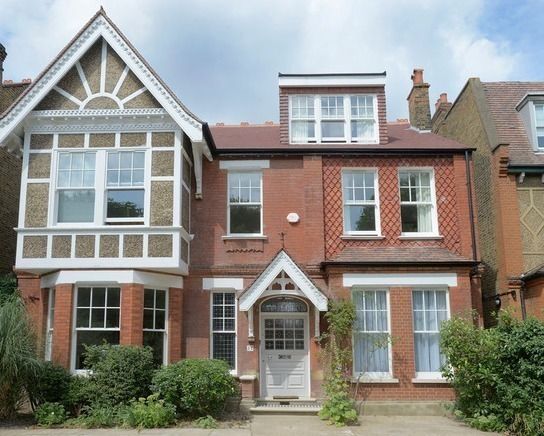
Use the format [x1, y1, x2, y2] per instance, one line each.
[354, 333, 389, 373]
[417, 204, 432, 232]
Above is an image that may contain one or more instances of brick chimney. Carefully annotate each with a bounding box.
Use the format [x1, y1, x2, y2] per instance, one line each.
[431, 92, 452, 132]
[407, 68, 431, 131]
[0, 44, 6, 85]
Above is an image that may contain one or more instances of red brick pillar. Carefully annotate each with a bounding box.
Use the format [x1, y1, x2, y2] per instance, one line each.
[168, 287, 183, 363]
[17, 273, 47, 353]
[120, 283, 144, 346]
[51, 284, 74, 369]
[390, 287, 415, 383]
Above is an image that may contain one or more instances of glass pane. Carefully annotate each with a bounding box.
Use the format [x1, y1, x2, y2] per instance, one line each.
[106, 309, 119, 328]
[285, 340, 294, 350]
[156, 290, 166, 309]
[143, 309, 154, 329]
[239, 187, 250, 202]
[224, 318, 235, 331]
[155, 311, 165, 330]
[426, 307, 437, 331]
[321, 121, 345, 139]
[224, 305, 235, 318]
[120, 152, 132, 169]
[264, 319, 273, 329]
[120, 170, 132, 185]
[107, 170, 118, 186]
[294, 319, 303, 329]
[213, 319, 223, 331]
[275, 329, 284, 339]
[213, 293, 223, 305]
[71, 153, 83, 170]
[291, 121, 315, 141]
[83, 170, 95, 187]
[224, 293, 235, 305]
[345, 205, 375, 232]
[376, 292, 387, 310]
[295, 340, 304, 350]
[91, 308, 105, 328]
[78, 288, 91, 307]
[58, 170, 70, 187]
[107, 190, 144, 219]
[84, 153, 95, 170]
[212, 305, 223, 318]
[365, 310, 376, 331]
[70, 170, 83, 187]
[275, 341, 285, 350]
[400, 204, 418, 233]
[107, 288, 120, 307]
[212, 333, 235, 368]
[92, 288, 106, 307]
[420, 172, 431, 187]
[265, 340, 274, 350]
[144, 289, 154, 308]
[413, 291, 424, 310]
[132, 170, 144, 186]
[133, 152, 145, 169]
[76, 308, 90, 328]
[436, 292, 447, 310]
[274, 319, 284, 328]
[107, 152, 119, 170]
[143, 331, 164, 367]
[230, 205, 260, 234]
[58, 190, 95, 223]
[351, 120, 375, 139]
[58, 153, 71, 170]
[399, 173, 409, 187]
[76, 331, 119, 370]
[414, 309, 425, 331]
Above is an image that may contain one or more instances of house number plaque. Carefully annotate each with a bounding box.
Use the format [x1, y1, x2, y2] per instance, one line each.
[278, 354, 292, 360]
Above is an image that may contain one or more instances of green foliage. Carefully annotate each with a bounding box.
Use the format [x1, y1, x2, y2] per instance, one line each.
[0, 293, 41, 419]
[441, 312, 544, 435]
[195, 415, 218, 429]
[65, 405, 123, 428]
[0, 274, 17, 304]
[65, 374, 101, 416]
[151, 358, 236, 418]
[122, 394, 176, 428]
[83, 343, 155, 406]
[27, 361, 72, 410]
[318, 300, 358, 427]
[35, 402, 67, 427]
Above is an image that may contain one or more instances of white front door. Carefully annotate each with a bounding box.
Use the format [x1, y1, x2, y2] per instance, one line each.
[260, 314, 309, 399]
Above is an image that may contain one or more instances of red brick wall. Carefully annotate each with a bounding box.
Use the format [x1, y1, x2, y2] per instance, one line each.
[120, 283, 144, 346]
[279, 86, 388, 145]
[168, 287, 183, 363]
[18, 273, 47, 353]
[51, 283, 73, 368]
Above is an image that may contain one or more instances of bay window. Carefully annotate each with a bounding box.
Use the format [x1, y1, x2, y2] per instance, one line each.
[535, 104, 544, 148]
[228, 172, 262, 235]
[106, 151, 145, 222]
[74, 286, 120, 370]
[211, 292, 236, 370]
[399, 169, 437, 235]
[45, 289, 55, 361]
[56, 152, 96, 223]
[289, 94, 378, 143]
[342, 169, 379, 234]
[412, 289, 449, 378]
[143, 288, 167, 366]
[353, 290, 390, 376]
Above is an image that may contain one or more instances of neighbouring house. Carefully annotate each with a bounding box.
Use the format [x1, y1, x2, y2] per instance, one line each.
[0, 9, 482, 406]
[433, 79, 544, 324]
[0, 44, 30, 274]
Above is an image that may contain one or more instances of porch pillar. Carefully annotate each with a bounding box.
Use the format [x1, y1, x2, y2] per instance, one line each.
[120, 283, 144, 346]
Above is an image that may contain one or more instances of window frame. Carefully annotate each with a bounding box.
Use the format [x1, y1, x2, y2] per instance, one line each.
[398, 167, 439, 237]
[341, 168, 381, 236]
[71, 285, 121, 373]
[227, 171, 263, 237]
[104, 150, 146, 224]
[209, 290, 237, 375]
[54, 151, 97, 226]
[534, 103, 544, 149]
[288, 94, 379, 144]
[352, 288, 392, 379]
[320, 95, 346, 142]
[412, 288, 450, 380]
[143, 288, 168, 366]
[44, 289, 55, 361]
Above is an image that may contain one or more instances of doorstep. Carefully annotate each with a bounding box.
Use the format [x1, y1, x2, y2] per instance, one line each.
[249, 398, 322, 415]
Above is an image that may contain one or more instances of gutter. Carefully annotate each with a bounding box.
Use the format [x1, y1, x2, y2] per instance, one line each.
[213, 147, 475, 157]
[321, 260, 478, 267]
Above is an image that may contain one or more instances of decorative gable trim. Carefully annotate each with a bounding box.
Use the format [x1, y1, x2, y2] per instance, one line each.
[0, 9, 205, 146]
[239, 250, 328, 311]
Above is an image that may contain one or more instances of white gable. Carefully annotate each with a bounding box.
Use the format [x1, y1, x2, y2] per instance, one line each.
[239, 250, 328, 311]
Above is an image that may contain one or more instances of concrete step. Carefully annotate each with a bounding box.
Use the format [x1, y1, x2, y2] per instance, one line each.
[250, 399, 322, 415]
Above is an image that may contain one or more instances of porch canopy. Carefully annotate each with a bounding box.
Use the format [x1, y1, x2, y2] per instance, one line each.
[239, 250, 328, 312]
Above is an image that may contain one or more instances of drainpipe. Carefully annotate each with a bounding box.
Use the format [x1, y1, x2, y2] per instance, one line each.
[465, 150, 478, 261]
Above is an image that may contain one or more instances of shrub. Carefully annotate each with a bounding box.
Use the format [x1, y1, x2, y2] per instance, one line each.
[0, 274, 17, 304]
[65, 405, 122, 428]
[0, 293, 41, 419]
[441, 312, 544, 435]
[152, 359, 236, 417]
[195, 415, 218, 429]
[27, 361, 72, 410]
[121, 394, 176, 428]
[83, 344, 155, 406]
[65, 374, 100, 416]
[35, 402, 67, 427]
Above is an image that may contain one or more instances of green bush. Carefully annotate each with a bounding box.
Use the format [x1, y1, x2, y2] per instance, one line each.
[0, 274, 17, 304]
[27, 361, 72, 409]
[65, 405, 122, 428]
[83, 344, 155, 406]
[35, 402, 67, 427]
[151, 359, 236, 417]
[441, 312, 544, 435]
[121, 394, 176, 428]
[65, 375, 101, 416]
[0, 293, 41, 419]
[195, 415, 218, 429]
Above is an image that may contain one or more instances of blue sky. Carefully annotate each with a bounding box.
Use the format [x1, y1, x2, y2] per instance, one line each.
[0, 0, 541, 124]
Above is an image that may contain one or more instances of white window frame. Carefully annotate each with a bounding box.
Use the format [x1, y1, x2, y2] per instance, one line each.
[398, 167, 439, 237]
[55, 151, 97, 226]
[143, 288, 168, 366]
[210, 290, 237, 375]
[288, 94, 379, 144]
[105, 150, 146, 224]
[534, 103, 544, 149]
[412, 288, 450, 380]
[320, 95, 346, 142]
[341, 168, 381, 236]
[227, 171, 263, 237]
[44, 288, 55, 361]
[71, 285, 121, 373]
[290, 95, 316, 143]
[352, 288, 392, 379]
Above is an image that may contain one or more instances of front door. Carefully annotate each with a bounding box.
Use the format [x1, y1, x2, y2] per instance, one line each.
[260, 309, 309, 399]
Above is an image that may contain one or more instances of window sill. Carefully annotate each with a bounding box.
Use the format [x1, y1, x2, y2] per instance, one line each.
[238, 374, 257, 381]
[351, 377, 399, 384]
[222, 235, 268, 240]
[341, 234, 385, 240]
[398, 235, 443, 240]
[411, 378, 449, 384]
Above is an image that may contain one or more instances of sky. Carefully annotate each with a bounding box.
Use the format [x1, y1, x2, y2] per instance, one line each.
[0, 0, 542, 124]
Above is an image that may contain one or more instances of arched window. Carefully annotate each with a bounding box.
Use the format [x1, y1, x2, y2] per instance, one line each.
[261, 297, 307, 313]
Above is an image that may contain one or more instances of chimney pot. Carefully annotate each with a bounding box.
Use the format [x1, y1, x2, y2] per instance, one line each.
[215, 122, 224, 126]
[407, 67, 431, 131]
[440, 92, 448, 103]
[240, 121, 249, 126]
[21, 78, 31, 84]
[264, 120, 274, 125]
[411, 68, 424, 85]
[3, 79, 13, 85]
[0, 43, 6, 84]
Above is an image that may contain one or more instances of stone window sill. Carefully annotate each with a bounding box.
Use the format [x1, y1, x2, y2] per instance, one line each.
[341, 235, 385, 240]
[398, 235, 444, 240]
[222, 235, 268, 241]
[411, 378, 449, 384]
[351, 377, 399, 384]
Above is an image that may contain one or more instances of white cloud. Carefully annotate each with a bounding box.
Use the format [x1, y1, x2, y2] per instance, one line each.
[0, 0, 522, 122]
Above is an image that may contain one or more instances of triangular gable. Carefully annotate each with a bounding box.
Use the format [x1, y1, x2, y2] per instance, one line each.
[239, 250, 328, 311]
[0, 8, 207, 147]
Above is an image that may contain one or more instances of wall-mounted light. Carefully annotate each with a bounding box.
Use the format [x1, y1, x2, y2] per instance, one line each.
[488, 290, 517, 310]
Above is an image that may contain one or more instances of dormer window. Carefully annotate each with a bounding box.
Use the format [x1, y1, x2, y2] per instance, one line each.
[289, 94, 378, 144]
[535, 104, 544, 148]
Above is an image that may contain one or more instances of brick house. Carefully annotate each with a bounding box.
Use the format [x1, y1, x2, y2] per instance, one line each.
[1, 10, 482, 405]
[0, 44, 30, 274]
[433, 79, 544, 323]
